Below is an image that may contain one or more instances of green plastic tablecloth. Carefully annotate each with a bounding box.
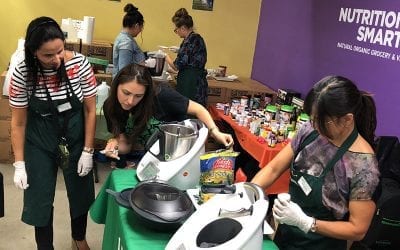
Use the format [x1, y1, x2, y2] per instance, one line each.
[89, 169, 278, 250]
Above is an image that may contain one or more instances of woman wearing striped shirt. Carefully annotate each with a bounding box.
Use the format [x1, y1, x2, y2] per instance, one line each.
[9, 16, 96, 250]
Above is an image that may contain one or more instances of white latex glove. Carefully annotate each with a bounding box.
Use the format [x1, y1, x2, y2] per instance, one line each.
[144, 58, 156, 68]
[273, 198, 314, 233]
[13, 161, 29, 189]
[77, 151, 93, 177]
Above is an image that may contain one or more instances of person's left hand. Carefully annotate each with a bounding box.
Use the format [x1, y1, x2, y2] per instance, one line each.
[273, 198, 314, 233]
[77, 151, 93, 177]
[210, 128, 234, 148]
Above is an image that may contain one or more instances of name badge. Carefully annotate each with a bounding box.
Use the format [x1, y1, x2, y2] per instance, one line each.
[298, 176, 312, 196]
[57, 102, 72, 113]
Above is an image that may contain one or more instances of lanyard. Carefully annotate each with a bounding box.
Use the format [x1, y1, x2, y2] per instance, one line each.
[32, 70, 73, 140]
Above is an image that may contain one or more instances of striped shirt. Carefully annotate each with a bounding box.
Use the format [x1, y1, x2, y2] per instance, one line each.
[9, 53, 97, 108]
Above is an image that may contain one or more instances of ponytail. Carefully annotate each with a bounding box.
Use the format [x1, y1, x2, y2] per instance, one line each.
[355, 92, 377, 147]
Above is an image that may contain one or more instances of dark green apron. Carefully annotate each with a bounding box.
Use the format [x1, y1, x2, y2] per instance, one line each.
[176, 68, 208, 107]
[22, 81, 95, 227]
[274, 128, 358, 250]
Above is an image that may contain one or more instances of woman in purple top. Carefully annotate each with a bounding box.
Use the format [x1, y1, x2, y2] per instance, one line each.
[252, 76, 380, 250]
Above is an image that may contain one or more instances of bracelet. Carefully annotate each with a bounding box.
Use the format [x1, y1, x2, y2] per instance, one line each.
[83, 146, 94, 154]
[310, 218, 317, 232]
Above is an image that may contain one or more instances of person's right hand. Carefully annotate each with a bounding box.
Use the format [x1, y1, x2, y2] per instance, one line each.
[101, 138, 120, 160]
[209, 127, 234, 148]
[273, 198, 314, 233]
[13, 161, 29, 189]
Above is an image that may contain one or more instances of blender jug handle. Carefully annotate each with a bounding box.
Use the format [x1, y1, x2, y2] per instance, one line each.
[145, 129, 165, 161]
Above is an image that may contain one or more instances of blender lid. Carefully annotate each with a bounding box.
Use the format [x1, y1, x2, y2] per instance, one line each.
[129, 180, 195, 222]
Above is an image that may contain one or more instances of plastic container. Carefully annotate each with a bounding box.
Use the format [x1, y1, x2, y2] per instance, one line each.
[279, 105, 294, 124]
[96, 81, 110, 110]
[296, 113, 310, 130]
[264, 105, 277, 122]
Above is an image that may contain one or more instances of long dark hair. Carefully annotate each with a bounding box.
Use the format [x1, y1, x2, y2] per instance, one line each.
[304, 75, 377, 146]
[123, 3, 144, 28]
[172, 8, 193, 28]
[103, 63, 154, 143]
[24, 16, 66, 88]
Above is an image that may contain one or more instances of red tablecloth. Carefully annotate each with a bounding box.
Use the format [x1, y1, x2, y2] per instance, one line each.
[209, 106, 290, 194]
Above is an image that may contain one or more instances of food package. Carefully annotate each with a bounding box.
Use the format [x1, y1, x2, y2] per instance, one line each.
[198, 149, 240, 204]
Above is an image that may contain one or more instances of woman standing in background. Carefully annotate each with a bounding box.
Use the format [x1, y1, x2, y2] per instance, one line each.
[9, 16, 96, 249]
[165, 8, 208, 107]
[113, 3, 145, 78]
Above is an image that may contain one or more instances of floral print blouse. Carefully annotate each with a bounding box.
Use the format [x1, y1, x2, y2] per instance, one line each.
[174, 32, 207, 70]
[290, 122, 380, 219]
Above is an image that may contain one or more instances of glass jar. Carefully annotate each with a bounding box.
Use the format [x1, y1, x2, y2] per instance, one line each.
[279, 105, 294, 124]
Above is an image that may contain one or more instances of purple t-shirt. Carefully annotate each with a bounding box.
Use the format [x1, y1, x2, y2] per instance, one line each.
[290, 122, 380, 219]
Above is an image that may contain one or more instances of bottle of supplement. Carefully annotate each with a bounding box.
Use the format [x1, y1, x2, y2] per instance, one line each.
[96, 81, 110, 111]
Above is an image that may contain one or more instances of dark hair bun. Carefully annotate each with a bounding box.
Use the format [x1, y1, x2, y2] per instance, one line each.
[124, 3, 138, 14]
[174, 8, 189, 18]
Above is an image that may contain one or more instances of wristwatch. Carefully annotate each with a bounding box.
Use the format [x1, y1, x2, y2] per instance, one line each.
[83, 146, 95, 154]
[310, 218, 317, 233]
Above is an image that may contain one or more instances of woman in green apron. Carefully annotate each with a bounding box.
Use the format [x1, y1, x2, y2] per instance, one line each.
[9, 17, 97, 250]
[165, 8, 208, 107]
[102, 63, 233, 163]
[252, 76, 380, 249]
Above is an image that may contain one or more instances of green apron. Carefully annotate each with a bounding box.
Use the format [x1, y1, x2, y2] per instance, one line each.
[176, 68, 208, 107]
[22, 81, 95, 227]
[274, 128, 358, 250]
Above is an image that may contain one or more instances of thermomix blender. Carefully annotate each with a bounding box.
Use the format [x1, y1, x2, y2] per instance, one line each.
[136, 119, 208, 190]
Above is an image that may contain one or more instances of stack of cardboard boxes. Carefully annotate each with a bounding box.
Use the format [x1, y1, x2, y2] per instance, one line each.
[66, 40, 113, 86]
[206, 78, 276, 107]
[169, 77, 276, 107]
[0, 71, 13, 163]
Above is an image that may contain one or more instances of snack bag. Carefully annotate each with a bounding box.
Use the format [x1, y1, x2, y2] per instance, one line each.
[198, 149, 240, 204]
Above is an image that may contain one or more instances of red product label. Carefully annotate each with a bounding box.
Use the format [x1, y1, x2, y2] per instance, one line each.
[212, 158, 233, 170]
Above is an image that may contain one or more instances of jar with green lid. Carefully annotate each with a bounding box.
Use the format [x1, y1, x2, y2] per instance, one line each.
[279, 105, 294, 124]
[296, 113, 310, 130]
[264, 104, 277, 122]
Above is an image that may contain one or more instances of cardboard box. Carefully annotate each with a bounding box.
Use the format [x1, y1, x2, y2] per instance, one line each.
[95, 73, 113, 87]
[0, 139, 13, 163]
[65, 40, 82, 53]
[222, 78, 277, 104]
[82, 41, 113, 62]
[0, 120, 10, 140]
[207, 87, 227, 103]
[1, 71, 7, 97]
[0, 97, 11, 120]
[226, 89, 252, 101]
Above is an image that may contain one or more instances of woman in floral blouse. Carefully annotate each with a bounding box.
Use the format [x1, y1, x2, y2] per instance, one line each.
[166, 8, 208, 107]
[252, 76, 380, 250]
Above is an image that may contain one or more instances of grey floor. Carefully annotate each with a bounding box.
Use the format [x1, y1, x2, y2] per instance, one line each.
[0, 162, 113, 250]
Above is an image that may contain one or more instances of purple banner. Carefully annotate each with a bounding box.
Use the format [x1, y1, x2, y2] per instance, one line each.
[252, 0, 400, 138]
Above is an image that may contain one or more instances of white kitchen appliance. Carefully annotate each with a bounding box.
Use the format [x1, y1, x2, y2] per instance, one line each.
[166, 182, 270, 250]
[136, 119, 208, 190]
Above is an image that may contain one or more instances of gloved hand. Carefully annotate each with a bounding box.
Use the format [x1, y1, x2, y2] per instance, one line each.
[273, 198, 314, 233]
[77, 151, 93, 177]
[13, 161, 29, 189]
[144, 58, 156, 68]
